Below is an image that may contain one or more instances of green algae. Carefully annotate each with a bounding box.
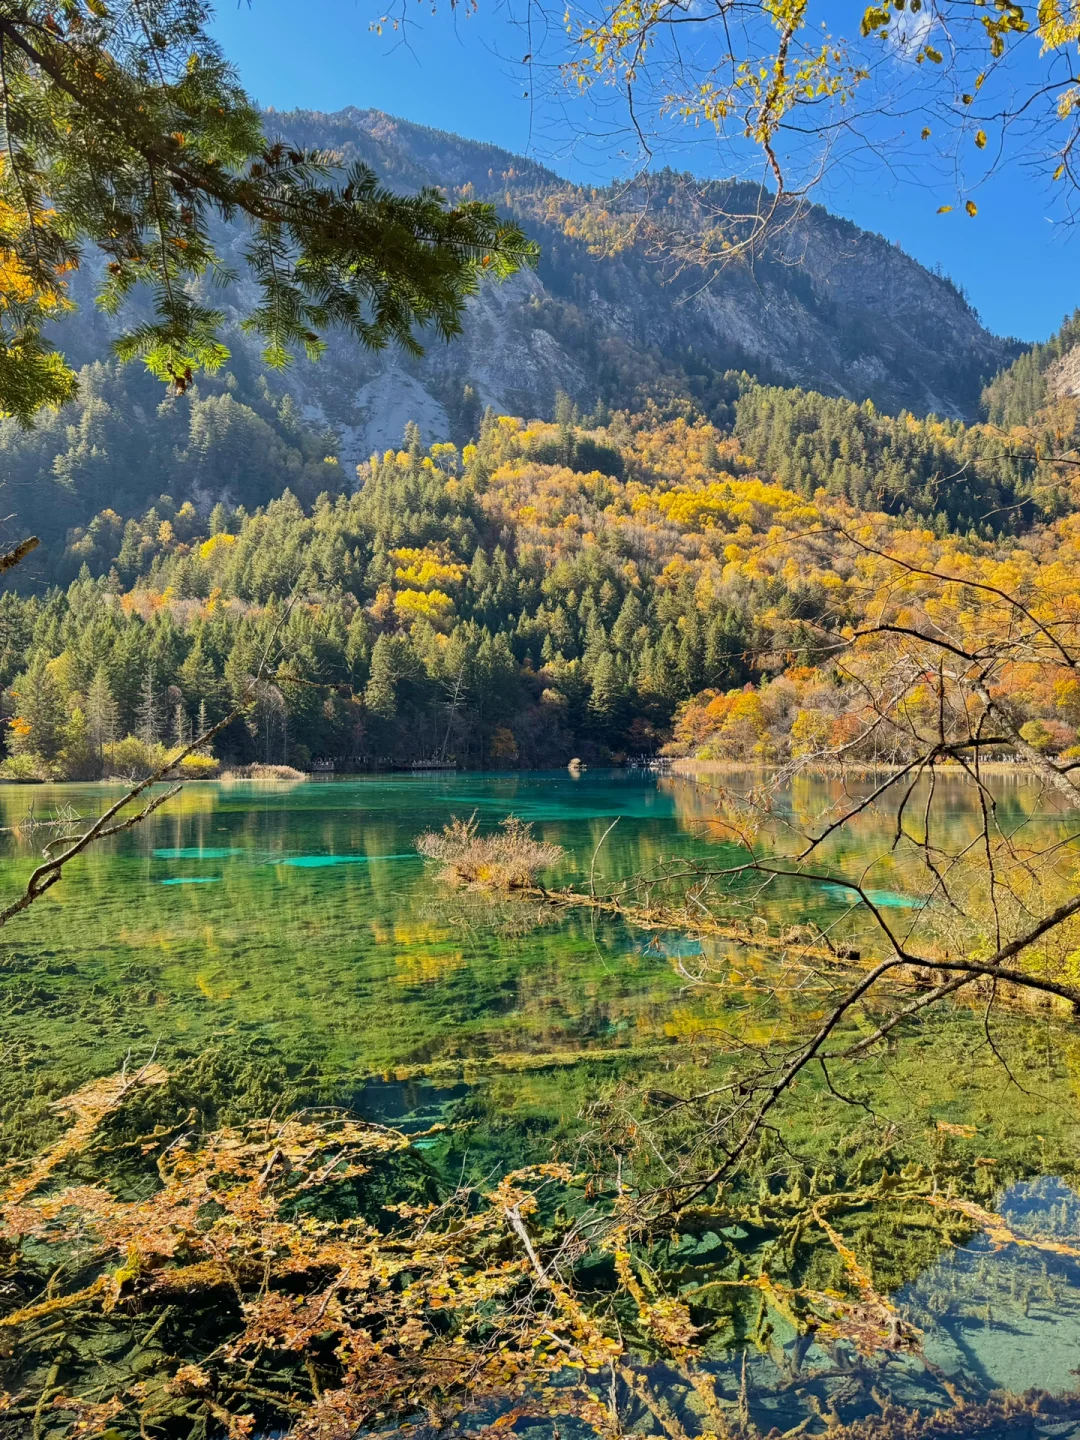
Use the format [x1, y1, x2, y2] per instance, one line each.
[2, 768, 1080, 1424]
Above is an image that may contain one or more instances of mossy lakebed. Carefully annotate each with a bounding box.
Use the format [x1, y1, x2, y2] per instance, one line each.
[3, 769, 1080, 1434]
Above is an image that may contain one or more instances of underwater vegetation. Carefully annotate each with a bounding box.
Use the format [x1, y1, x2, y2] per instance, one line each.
[3, 771, 1080, 1435]
[3, 1060, 1080, 1438]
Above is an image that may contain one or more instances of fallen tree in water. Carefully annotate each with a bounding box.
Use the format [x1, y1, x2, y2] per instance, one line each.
[4, 1063, 1080, 1438]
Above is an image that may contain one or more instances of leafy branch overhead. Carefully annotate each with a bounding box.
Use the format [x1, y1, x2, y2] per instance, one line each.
[564, 0, 1080, 236]
[0, 0, 536, 422]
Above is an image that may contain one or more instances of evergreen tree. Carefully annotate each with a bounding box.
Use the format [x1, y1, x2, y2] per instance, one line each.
[86, 665, 119, 760]
[365, 633, 415, 721]
[587, 650, 628, 737]
[8, 653, 65, 763]
[60, 707, 96, 780]
[0, 0, 535, 423]
[345, 613, 373, 687]
[179, 635, 221, 713]
[678, 609, 705, 693]
[136, 666, 162, 746]
[555, 389, 576, 467]
[611, 593, 644, 653]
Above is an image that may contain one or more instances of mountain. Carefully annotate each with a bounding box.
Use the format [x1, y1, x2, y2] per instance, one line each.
[48, 108, 1015, 474]
[982, 309, 1080, 427]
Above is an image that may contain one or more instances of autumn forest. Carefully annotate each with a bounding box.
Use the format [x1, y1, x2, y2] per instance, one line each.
[3, 309, 1080, 778]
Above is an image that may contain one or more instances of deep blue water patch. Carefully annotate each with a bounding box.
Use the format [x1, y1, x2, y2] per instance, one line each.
[278, 853, 420, 868]
[821, 882, 921, 908]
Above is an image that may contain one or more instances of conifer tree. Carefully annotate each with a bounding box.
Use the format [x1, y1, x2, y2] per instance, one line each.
[587, 649, 627, 735]
[0, 0, 536, 423]
[8, 652, 64, 762]
[555, 389, 576, 468]
[365, 632, 407, 720]
[180, 634, 221, 712]
[136, 665, 161, 746]
[86, 665, 119, 759]
[60, 706, 96, 779]
[611, 593, 644, 654]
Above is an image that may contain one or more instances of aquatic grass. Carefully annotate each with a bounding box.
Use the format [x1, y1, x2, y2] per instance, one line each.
[415, 813, 564, 889]
[220, 763, 308, 781]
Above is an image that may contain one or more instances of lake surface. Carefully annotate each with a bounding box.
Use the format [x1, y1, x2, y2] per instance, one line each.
[3, 768, 1080, 1430]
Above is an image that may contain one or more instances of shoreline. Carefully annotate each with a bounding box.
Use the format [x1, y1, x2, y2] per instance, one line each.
[668, 758, 1047, 780]
[0, 757, 1058, 788]
[0, 763, 310, 787]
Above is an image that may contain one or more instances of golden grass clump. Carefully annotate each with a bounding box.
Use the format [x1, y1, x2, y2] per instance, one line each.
[220, 763, 308, 781]
[415, 813, 564, 888]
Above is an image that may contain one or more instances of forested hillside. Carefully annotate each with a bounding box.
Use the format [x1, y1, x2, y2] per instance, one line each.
[2, 104, 1077, 779]
[4, 308, 1074, 593]
[4, 322, 1080, 778]
[0, 363, 343, 564]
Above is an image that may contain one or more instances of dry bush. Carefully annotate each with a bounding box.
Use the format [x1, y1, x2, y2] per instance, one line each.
[415, 813, 564, 888]
[220, 763, 308, 781]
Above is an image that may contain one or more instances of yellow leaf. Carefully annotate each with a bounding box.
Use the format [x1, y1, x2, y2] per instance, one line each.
[965, 199, 978, 216]
[975, 129, 987, 148]
[921, 126, 931, 139]
[937, 204, 953, 213]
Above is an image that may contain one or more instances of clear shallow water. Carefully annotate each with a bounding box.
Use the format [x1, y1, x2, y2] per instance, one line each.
[3, 768, 1080, 1418]
[1, 768, 831, 1082]
[902, 1178, 1080, 1395]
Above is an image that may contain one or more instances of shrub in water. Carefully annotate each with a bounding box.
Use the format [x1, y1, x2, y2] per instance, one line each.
[415, 813, 564, 888]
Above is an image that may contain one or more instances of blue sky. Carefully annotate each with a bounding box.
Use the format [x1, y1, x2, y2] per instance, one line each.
[211, 0, 1077, 343]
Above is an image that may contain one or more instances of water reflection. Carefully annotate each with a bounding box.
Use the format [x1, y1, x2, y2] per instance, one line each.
[902, 1177, 1080, 1396]
[0, 767, 1077, 1082]
[630, 1177, 1080, 1432]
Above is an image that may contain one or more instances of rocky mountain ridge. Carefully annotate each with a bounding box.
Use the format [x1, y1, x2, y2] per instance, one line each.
[51, 107, 1018, 469]
[1049, 346, 1080, 400]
